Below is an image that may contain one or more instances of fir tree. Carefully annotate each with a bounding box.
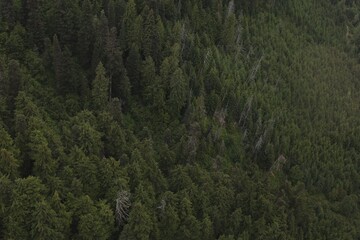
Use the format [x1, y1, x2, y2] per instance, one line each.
[92, 62, 110, 111]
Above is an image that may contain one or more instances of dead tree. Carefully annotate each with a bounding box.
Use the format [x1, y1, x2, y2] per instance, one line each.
[270, 155, 287, 175]
[115, 191, 131, 226]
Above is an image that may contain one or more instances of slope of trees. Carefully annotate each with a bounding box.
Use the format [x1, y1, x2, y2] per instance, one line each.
[0, 0, 360, 239]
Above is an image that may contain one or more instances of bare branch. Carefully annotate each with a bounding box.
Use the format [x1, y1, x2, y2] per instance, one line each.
[227, 0, 235, 18]
[115, 191, 131, 226]
[270, 155, 287, 174]
[248, 55, 264, 82]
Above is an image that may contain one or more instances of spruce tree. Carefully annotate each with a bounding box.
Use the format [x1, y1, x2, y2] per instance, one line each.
[52, 34, 65, 93]
[92, 62, 109, 111]
[77, 0, 93, 68]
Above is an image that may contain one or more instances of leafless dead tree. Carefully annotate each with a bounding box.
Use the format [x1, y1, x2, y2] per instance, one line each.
[214, 108, 226, 127]
[203, 49, 212, 70]
[115, 191, 131, 226]
[157, 199, 166, 213]
[238, 96, 253, 128]
[255, 135, 264, 152]
[227, 0, 235, 18]
[248, 55, 264, 82]
[270, 155, 287, 175]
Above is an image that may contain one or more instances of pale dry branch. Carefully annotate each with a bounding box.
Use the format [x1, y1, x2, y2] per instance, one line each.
[115, 191, 131, 226]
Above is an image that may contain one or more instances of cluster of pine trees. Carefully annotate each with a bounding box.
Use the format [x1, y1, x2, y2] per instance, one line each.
[0, 0, 360, 239]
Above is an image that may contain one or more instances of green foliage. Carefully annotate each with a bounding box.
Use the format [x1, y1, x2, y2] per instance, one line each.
[78, 201, 114, 240]
[0, 0, 360, 239]
[92, 62, 110, 111]
[120, 201, 152, 240]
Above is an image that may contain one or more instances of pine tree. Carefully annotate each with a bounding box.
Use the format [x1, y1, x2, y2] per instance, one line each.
[221, 13, 237, 52]
[24, 0, 45, 49]
[31, 200, 63, 240]
[201, 215, 214, 240]
[0, 149, 19, 179]
[91, 11, 109, 74]
[1, 0, 15, 29]
[14, 92, 43, 176]
[0, 59, 9, 119]
[177, 196, 201, 240]
[0, 175, 13, 236]
[49, 191, 71, 238]
[0, 126, 19, 179]
[5, 25, 26, 60]
[67, 111, 103, 156]
[120, 201, 153, 240]
[126, 46, 141, 95]
[143, 8, 156, 58]
[52, 34, 65, 92]
[142, 56, 157, 102]
[107, 0, 116, 28]
[4, 176, 46, 239]
[92, 62, 109, 111]
[105, 27, 121, 96]
[169, 67, 188, 116]
[7, 60, 23, 111]
[77, 0, 93, 68]
[78, 201, 114, 240]
[28, 129, 57, 180]
[123, 0, 137, 47]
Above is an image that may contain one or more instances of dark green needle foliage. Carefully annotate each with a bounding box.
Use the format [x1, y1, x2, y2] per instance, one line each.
[0, 0, 360, 239]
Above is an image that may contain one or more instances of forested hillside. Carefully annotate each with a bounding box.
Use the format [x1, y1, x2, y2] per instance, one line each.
[0, 0, 360, 239]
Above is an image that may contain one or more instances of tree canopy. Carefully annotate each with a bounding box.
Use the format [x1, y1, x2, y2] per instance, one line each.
[0, 0, 360, 239]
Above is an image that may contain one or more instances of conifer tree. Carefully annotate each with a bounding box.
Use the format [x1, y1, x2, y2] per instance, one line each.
[52, 34, 65, 92]
[126, 46, 141, 94]
[28, 129, 57, 180]
[5, 25, 26, 60]
[91, 11, 109, 74]
[123, 0, 137, 47]
[77, 0, 93, 68]
[7, 60, 23, 111]
[221, 13, 237, 52]
[78, 201, 114, 240]
[0, 125, 19, 179]
[1, 0, 15, 28]
[142, 56, 157, 102]
[23, 0, 45, 49]
[143, 8, 157, 58]
[4, 176, 46, 239]
[120, 201, 153, 240]
[107, 0, 116, 28]
[169, 67, 188, 116]
[92, 62, 109, 110]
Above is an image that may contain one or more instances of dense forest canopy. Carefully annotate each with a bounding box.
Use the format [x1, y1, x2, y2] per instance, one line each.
[0, 0, 360, 239]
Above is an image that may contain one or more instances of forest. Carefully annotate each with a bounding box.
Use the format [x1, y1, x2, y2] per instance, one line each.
[0, 0, 360, 239]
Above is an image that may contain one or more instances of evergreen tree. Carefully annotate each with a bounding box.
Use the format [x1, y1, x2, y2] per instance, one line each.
[142, 8, 157, 58]
[7, 60, 23, 111]
[0, 1, 359, 239]
[23, 0, 45, 49]
[77, 0, 93, 68]
[28, 129, 57, 181]
[123, 0, 138, 48]
[120, 201, 153, 240]
[221, 13, 237, 52]
[52, 34, 65, 92]
[92, 62, 110, 111]
[126, 46, 142, 95]
[4, 176, 46, 239]
[1, 0, 15, 29]
[5, 25, 26, 60]
[169, 67, 188, 116]
[78, 201, 114, 240]
[142, 56, 157, 102]
[91, 11, 109, 74]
